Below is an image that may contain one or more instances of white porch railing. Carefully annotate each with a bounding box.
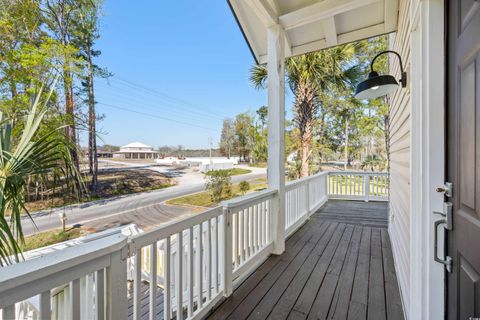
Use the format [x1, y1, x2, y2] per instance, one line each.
[0, 171, 387, 320]
[327, 171, 389, 201]
[285, 172, 328, 237]
[0, 234, 128, 320]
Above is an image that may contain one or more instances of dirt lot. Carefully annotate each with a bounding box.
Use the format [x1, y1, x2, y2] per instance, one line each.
[25, 168, 174, 212]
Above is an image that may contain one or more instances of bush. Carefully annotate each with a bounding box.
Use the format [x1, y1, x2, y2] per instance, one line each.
[205, 170, 232, 203]
[239, 180, 250, 195]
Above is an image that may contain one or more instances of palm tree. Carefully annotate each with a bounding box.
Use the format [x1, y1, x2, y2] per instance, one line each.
[250, 45, 358, 177]
[0, 87, 79, 265]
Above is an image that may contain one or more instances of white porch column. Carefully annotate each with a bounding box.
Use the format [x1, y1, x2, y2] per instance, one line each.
[267, 24, 286, 255]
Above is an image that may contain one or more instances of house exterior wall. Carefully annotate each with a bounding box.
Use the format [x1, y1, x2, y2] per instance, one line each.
[388, 0, 412, 314]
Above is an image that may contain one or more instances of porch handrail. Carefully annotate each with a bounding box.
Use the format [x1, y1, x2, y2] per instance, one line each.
[0, 234, 128, 320]
[0, 170, 388, 320]
[285, 171, 329, 190]
[128, 207, 223, 253]
[221, 188, 277, 209]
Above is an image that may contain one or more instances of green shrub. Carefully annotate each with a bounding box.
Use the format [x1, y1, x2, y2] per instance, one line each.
[239, 180, 250, 195]
[205, 170, 232, 203]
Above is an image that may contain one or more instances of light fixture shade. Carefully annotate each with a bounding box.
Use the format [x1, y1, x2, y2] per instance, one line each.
[354, 71, 399, 100]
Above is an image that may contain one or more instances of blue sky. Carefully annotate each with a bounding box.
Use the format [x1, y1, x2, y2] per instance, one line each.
[87, 1, 273, 149]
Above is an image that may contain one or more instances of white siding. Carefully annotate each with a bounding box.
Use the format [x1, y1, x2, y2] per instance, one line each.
[388, 0, 411, 314]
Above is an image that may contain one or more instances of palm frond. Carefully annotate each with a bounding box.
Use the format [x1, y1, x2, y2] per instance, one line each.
[249, 64, 268, 90]
[0, 83, 80, 266]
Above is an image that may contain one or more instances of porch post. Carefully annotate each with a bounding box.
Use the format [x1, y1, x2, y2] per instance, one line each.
[267, 24, 286, 255]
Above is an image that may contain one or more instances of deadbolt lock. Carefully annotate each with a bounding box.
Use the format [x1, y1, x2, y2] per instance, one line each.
[436, 182, 453, 198]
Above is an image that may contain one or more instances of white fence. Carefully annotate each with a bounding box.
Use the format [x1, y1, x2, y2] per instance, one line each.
[0, 171, 387, 320]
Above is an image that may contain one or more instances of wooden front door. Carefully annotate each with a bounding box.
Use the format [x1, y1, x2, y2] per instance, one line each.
[447, 0, 480, 318]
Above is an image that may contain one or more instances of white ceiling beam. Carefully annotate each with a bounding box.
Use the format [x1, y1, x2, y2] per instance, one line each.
[322, 16, 338, 47]
[289, 23, 385, 57]
[291, 39, 327, 57]
[283, 31, 293, 56]
[384, 0, 399, 32]
[279, 0, 382, 30]
[337, 23, 385, 44]
[245, 0, 278, 26]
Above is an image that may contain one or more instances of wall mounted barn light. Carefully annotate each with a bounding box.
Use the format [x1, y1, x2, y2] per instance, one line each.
[354, 50, 407, 100]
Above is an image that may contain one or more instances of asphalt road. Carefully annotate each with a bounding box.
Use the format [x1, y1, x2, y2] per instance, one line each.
[22, 167, 266, 236]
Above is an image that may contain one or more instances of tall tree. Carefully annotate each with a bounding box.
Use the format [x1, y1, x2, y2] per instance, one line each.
[73, 0, 105, 190]
[234, 112, 253, 161]
[250, 45, 358, 177]
[250, 106, 268, 163]
[219, 118, 235, 158]
[0, 0, 48, 124]
[43, 0, 80, 170]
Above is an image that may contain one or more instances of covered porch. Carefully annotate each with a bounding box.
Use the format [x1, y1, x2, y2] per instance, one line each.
[0, 171, 397, 320]
[0, 0, 412, 319]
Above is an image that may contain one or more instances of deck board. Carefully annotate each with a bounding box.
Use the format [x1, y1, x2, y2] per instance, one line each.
[207, 200, 404, 320]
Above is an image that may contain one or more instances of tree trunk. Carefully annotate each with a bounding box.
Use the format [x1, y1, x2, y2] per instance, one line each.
[86, 47, 98, 190]
[300, 138, 310, 177]
[63, 67, 79, 171]
[294, 81, 317, 178]
[344, 116, 349, 170]
[9, 81, 18, 126]
[316, 109, 326, 171]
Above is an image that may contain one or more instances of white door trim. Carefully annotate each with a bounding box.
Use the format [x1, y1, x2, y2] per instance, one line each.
[409, 0, 446, 319]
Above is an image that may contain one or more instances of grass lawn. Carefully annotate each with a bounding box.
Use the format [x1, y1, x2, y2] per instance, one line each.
[167, 178, 267, 208]
[206, 168, 251, 176]
[249, 162, 267, 168]
[21, 227, 88, 251]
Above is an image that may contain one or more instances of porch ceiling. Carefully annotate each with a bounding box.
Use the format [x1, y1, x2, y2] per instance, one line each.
[228, 0, 399, 64]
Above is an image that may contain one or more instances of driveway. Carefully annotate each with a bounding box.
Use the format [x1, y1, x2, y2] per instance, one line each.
[22, 164, 266, 235]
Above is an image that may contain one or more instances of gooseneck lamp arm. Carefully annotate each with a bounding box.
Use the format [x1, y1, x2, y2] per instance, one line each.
[370, 50, 407, 88]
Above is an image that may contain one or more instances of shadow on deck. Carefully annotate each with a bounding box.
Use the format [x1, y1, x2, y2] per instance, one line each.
[207, 200, 404, 320]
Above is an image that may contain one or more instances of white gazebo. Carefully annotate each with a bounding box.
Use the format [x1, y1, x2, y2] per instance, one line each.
[113, 142, 160, 159]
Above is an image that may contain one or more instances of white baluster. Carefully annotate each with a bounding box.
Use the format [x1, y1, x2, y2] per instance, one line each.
[149, 242, 157, 320]
[196, 224, 203, 310]
[188, 227, 194, 317]
[133, 249, 142, 320]
[164, 237, 172, 320]
[207, 219, 212, 300]
[176, 232, 183, 320]
[40, 291, 52, 320]
[70, 279, 80, 320]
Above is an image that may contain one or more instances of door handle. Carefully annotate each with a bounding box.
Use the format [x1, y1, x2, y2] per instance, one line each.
[433, 202, 453, 230]
[434, 219, 452, 272]
[433, 202, 453, 272]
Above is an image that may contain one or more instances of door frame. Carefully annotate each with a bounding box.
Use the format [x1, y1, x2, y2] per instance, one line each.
[409, 0, 446, 319]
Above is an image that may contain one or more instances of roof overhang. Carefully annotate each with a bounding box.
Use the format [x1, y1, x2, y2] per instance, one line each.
[228, 0, 399, 64]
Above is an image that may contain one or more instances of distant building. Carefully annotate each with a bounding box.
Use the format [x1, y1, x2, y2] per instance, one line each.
[97, 151, 114, 158]
[113, 142, 160, 159]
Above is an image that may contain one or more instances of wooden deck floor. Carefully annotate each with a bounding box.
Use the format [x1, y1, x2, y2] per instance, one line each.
[128, 281, 164, 320]
[207, 200, 404, 320]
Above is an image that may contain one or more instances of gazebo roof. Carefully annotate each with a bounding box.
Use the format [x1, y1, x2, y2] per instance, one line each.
[121, 142, 152, 149]
[228, 0, 399, 63]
